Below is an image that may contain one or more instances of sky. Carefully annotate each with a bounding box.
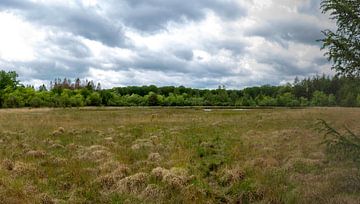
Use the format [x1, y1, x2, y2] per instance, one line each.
[0, 0, 335, 89]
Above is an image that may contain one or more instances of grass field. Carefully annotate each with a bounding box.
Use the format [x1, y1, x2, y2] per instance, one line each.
[0, 107, 359, 203]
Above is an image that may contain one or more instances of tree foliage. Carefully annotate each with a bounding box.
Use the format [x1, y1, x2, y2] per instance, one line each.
[317, 119, 360, 163]
[0, 70, 19, 90]
[320, 0, 360, 76]
[1, 70, 360, 108]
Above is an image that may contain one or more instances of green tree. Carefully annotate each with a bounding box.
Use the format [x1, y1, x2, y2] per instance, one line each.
[59, 90, 71, 107]
[126, 94, 146, 106]
[0, 70, 19, 90]
[341, 92, 357, 106]
[299, 97, 309, 107]
[29, 96, 44, 107]
[236, 95, 256, 106]
[277, 92, 299, 107]
[257, 95, 277, 106]
[70, 94, 85, 107]
[311, 91, 329, 106]
[147, 92, 159, 106]
[0, 70, 20, 106]
[320, 0, 360, 76]
[3, 89, 25, 108]
[86, 92, 102, 106]
[328, 94, 337, 106]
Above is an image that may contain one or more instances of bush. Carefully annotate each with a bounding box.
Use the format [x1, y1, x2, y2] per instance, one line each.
[277, 93, 299, 107]
[311, 91, 329, 106]
[86, 92, 102, 106]
[340, 93, 357, 107]
[29, 96, 44, 107]
[257, 96, 277, 106]
[299, 97, 309, 107]
[125, 94, 146, 106]
[70, 94, 84, 107]
[3, 92, 24, 108]
[147, 92, 159, 106]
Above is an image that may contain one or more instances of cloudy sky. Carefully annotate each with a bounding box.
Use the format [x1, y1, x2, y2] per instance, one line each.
[0, 0, 334, 89]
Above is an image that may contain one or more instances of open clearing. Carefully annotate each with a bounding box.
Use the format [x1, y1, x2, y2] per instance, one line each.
[0, 107, 359, 203]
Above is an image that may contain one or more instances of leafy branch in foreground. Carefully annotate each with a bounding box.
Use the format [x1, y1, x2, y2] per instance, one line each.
[317, 119, 360, 163]
[320, 0, 360, 77]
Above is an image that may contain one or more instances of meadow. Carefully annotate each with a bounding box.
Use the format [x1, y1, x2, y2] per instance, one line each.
[0, 107, 359, 203]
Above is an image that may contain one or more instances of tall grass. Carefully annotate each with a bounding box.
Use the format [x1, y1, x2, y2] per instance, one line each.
[0, 108, 359, 203]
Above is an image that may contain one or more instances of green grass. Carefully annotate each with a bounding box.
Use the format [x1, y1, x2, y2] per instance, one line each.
[0, 107, 359, 203]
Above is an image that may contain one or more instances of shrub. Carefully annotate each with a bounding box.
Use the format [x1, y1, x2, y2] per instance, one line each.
[311, 91, 329, 106]
[277, 93, 299, 107]
[29, 96, 44, 108]
[3, 92, 25, 108]
[147, 92, 159, 106]
[86, 92, 102, 106]
[70, 94, 84, 107]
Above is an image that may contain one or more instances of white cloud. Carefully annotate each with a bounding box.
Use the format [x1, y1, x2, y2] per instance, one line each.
[0, 0, 333, 89]
[0, 12, 44, 61]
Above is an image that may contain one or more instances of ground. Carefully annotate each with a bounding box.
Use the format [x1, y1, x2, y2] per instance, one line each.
[0, 107, 359, 203]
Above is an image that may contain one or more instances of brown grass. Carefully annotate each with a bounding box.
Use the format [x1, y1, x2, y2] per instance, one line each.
[0, 107, 359, 203]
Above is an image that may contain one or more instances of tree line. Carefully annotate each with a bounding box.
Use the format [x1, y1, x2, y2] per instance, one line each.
[0, 70, 359, 108]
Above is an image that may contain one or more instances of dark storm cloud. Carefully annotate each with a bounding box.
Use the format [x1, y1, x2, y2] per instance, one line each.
[47, 35, 91, 58]
[255, 52, 319, 77]
[246, 18, 323, 46]
[113, 0, 246, 31]
[173, 49, 193, 61]
[132, 51, 189, 73]
[13, 58, 91, 80]
[0, 0, 125, 46]
[206, 39, 247, 56]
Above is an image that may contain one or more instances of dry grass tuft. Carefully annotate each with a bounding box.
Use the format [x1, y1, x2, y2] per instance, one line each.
[2, 159, 14, 171]
[13, 161, 37, 176]
[50, 143, 65, 149]
[151, 167, 191, 188]
[151, 167, 169, 180]
[39, 193, 55, 204]
[52, 127, 65, 136]
[97, 161, 130, 189]
[131, 139, 154, 150]
[45, 156, 68, 166]
[68, 129, 80, 135]
[148, 152, 161, 162]
[81, 150, 111, 161]
[220, 166, 245, 185]
[149, 135, 160, 145]
[115, 172, 149, 194]
[26, 150, 46, 158]
[141, 184, 164, 200]
[77, 145, 112, 162]
[180, 184, 207, 203]
[99, 161, 127, 173]
[66, 143, 79, 151]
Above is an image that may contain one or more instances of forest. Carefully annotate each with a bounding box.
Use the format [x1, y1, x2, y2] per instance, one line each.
[1, 70, 360, 108]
